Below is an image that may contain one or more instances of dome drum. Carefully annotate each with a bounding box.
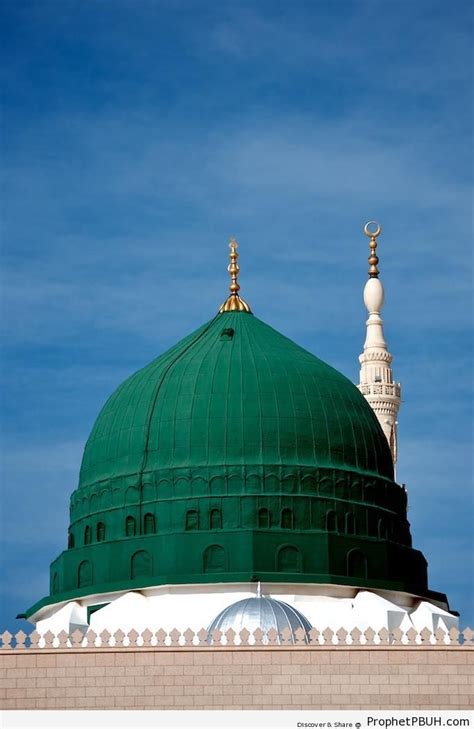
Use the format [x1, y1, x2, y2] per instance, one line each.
[29, 525, 442, 620]
[70, 466, 408, 518]
[65, 477, 413, 568]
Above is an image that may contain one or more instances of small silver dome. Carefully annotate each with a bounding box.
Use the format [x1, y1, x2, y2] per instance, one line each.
[208, 593, 312, 645]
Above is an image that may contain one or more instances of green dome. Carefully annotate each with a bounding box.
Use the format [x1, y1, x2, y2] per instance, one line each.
[26, 309, 445, 618]
[79, 310, 393, 490]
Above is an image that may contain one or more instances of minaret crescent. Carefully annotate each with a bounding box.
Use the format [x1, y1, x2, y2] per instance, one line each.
[357, 222, 401, 475]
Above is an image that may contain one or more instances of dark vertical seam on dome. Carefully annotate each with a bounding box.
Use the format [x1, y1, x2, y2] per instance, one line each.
[125, 356, 175, 480]
[294, 358, 319, 471]
[206, 323, 227, 473]
[122, 377, 147, 480]
[250, 321, 283, 469]
[308, 371, 331, 470]
[170, 323, 219, 481]
[239, 314, 245, 474]
[112, 381, 131, 459]
[143, 338, 202, 473]
[273, 344, 299, 471]
[241, 316, 264, 481]
[137, 330, 213, 464]
[170, 339, 198, 475]
[143, 332, 204, 460]
[168, 325, 224, 489]
[135, 315, 220, 528]
[325, 380, 347, 474]
[83, 328, 209, 488]
[222, 315, 235, 493]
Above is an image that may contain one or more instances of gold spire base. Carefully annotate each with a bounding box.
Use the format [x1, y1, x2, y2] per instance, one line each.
[219, 293, 252, 314]
[219, 236, 252, 313]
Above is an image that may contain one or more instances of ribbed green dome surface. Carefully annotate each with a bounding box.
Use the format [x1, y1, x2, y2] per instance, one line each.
[25, 307, 444, 619]
[79, 311, 393, 490]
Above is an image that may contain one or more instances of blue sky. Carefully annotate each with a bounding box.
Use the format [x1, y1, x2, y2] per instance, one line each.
[1, 0, 472, 632]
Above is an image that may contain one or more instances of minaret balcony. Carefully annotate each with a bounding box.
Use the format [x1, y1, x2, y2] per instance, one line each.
[358, 383, 401, 398]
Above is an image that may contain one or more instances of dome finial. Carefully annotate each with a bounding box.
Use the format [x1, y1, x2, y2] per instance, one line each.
[364, 221, 381, 278]
[219, 236, 252, 314]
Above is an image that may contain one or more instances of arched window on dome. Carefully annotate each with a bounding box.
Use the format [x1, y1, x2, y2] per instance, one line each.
[144, 513, 156, 535]
[125, 516, 136, 537]
[258, 508, 271, 529]
[347, 549, 367, 579]
[78, 560, 93, 588]
[209, 508, 222, 530]
[96, 522, 106, 542]
[367, 510, 377, 536]
[84, 526, 92, 545]
[351, 481, 361, 500]
[320, 477, 334, 496]
[276, 545, 302, 573]
[326, 510, 338, 533]
[363, 483, 375, 503]
[52, 573, 59, 594]
[378, 518, 388, 539]
[68, 532, 75, 549]
[280, 508, 293, 529]
[203, 545, 226, 573]
[345, 513, 355, 535]
[185, 510, 199, 531]
[131, 550, 152, 580]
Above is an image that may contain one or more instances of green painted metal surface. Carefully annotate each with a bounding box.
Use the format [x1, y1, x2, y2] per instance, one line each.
[79, 310, 394, 488]
[26, 310, 444, 617]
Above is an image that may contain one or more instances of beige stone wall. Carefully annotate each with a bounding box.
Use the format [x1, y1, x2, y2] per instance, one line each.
[1, 646, 472, 710]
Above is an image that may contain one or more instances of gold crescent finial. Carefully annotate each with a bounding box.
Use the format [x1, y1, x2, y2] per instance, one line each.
[219, 237, 252, 314]
[364, 221, 382, 278]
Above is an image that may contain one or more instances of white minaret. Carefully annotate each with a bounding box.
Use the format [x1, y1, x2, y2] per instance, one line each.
[357, 222, 401, 474]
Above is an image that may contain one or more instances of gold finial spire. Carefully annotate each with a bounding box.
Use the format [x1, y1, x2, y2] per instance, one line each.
[219, 237, 252, 313]
[364, 221, 382, 278]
